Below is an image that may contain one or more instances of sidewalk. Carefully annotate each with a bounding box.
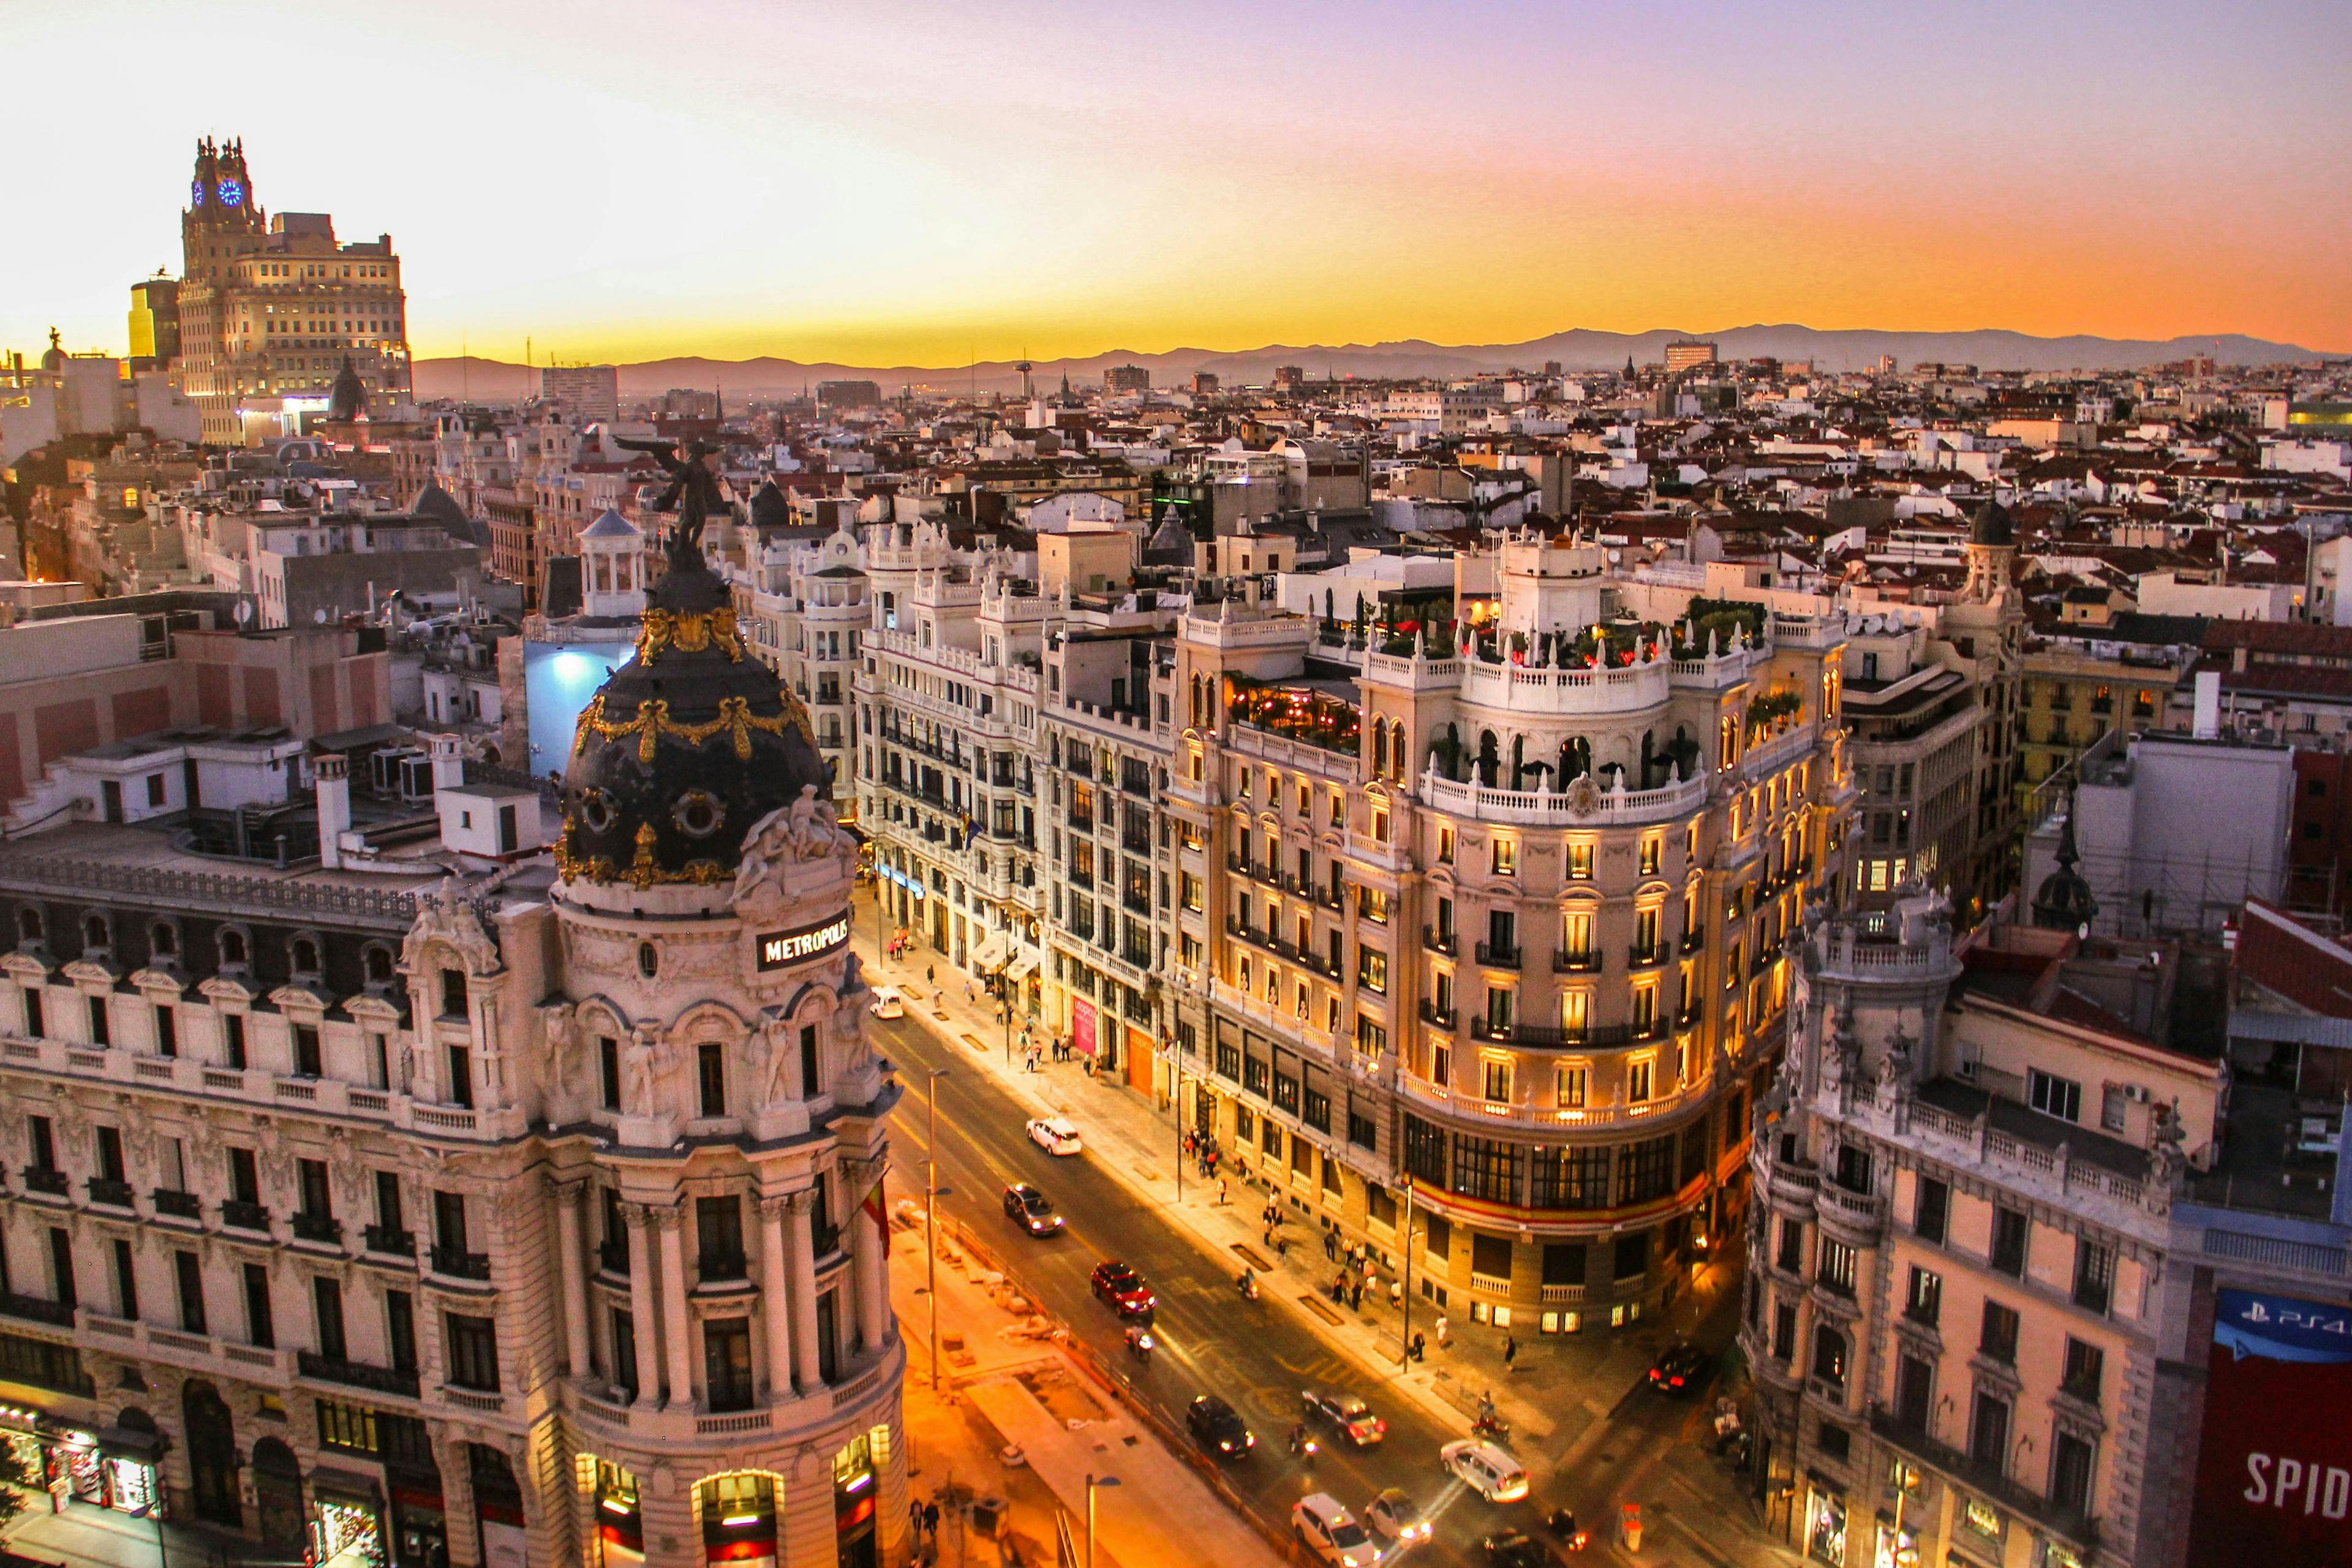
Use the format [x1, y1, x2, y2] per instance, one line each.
[0, 1501, 282, 1568]
[889, 1202, 1283, 1568]
[863, 897, 1732, 1461]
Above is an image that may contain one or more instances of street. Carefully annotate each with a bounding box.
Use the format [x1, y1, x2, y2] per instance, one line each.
[873, 1008, 1782, 1568]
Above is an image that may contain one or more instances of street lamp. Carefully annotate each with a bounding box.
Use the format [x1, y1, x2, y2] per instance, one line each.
[924, 1067, 949, 1390]
[1084, 1474, 1121, 1568]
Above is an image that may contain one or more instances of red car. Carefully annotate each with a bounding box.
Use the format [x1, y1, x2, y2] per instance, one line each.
[1090, 1259, 1156, 1317]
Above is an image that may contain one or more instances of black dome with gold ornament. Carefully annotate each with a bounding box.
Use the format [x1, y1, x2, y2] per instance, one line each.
[558, 453, 827, 889]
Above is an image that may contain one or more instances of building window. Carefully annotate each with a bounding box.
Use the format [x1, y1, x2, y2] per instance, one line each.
[1357, 947, 1387, 993]
[703, 1317, 755, 1411]
[698, 1043, 726, 1117]
[1904, 1266, 1942, 1326]
[1615, 1135, 1674, 1204]
[2051, 1431, 2097, 1515]
[2073, 1241, 2114, 1314]
[1980, 1299, 2021, 1364]
[1529, 1145, 1611, 1210]
[439, 968, 467, 1019]
[1626, 1057, 1654, 1103]
[1567, 840, 1593, 880]
[2028, 1069, 2082, 1124]
[1449, 1134, 1518, 1203]
[1811, 1324, 1847, 1391]
[600, 1038, 622, 1110]
[1557, 1064, 1588, 1109]
[1347, 1109, 1376, 1150]
[1490, 837, 1516, 876]
[1969, 1393, 2011, 1471]
[1913, 1177, 1948, 1244]
[243, 1262, 274, 1348]
[2062, 1336, 2105, 1402]
[1771, 1301, 1796, 1363]
[1817, 1238, 1856, 1296]
[1989, 1205, 2029, 1278]
[445, 1314, 500, 1392]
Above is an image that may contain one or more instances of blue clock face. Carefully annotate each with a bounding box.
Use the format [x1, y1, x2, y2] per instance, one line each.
[216, 178, 244, 208]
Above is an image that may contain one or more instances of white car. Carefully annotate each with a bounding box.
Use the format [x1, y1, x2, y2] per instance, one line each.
[1025, 1116, 1082, 1156]
[1292, 1493, 1380, 1568]
[1439, 1439, 1528, 1503]
[868, 987, 905, 1019]
[1363, 1489, 1430, 1547]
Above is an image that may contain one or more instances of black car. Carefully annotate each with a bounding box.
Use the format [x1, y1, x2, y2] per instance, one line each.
[1648, 1339, 1709, 1395]
[1186, 1395, 1256, 1459]
[1002, 1183, 1063, 1235]
[1482, 1530, 1558, 1568]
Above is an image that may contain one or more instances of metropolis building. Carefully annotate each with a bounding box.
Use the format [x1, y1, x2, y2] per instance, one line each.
[0, 518, 905, 1565]
[1169, 535, 1856, 1330]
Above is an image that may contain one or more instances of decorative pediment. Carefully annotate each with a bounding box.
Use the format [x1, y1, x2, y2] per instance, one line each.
[61, 959, 123, 987]
[128, 967, 187, 995]
[198, 975, 257, 1006]
[269, 983, 333, 1014]
[401, 876, 503, 978]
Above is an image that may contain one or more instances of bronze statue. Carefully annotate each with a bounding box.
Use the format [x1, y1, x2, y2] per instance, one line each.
[612, 435, 726, 564]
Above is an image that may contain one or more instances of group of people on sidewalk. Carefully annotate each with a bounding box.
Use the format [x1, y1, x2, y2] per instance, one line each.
[1017, 1023, 1081, 1072]
[1321, 1229, 1401, 1314]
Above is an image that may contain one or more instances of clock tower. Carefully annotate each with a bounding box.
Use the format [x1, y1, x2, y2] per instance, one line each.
[182, 137, 264, 287]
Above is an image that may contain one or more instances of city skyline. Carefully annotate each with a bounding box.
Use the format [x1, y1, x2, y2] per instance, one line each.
[10, 0, 2352, 368]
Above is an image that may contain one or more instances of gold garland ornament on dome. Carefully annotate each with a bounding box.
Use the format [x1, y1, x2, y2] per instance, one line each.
[556, 823, 729, 889]
[635, 605, 747, 664]
[572, 693, 800, 764]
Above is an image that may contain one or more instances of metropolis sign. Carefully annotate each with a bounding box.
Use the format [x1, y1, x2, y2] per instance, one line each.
[756, 914, 851, 971]
[2189, 1287, 2352, 1564]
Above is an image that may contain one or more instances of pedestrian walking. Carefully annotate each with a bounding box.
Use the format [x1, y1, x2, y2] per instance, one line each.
[1390, 1279, 1403, 1308]
[923, 1499, 941, 1539]
[1216, 1178, 1227, 1205]
[910, 1501, 924, 1542]
[1434, 1314, 1450, 1349]
[1349, 1281, 1363, 1311]
[926, 963, 936, 987]
[1411, 1332, 1426, 1363]
[1324, 1230, 1339, 1262]
[1504, 1335, 1519, 1371]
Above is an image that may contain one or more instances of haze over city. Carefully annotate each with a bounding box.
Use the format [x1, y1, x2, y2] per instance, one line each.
[9, 0, 2351, 368]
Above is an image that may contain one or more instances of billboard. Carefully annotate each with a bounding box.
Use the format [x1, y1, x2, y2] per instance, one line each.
[2189, 1287, 2352, 1565]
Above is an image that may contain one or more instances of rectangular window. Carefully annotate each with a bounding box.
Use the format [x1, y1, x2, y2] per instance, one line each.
[243, 1262, 274, 1348]
[298, 1159, 332, 1219]
[1627, 1057, 1654, 1103]
[111, 1238, 137, 1320]
[703, 1317, 755, 1411]
[1449, 1134, 1519, 1203]
[175, 1251, 206, 1333]
[228, 1147, 260, 1205]
[445, 1044, 473, 1109]
[433, 1190, 469, 1254]
[2062, 1336, 2105, 1402]
[96, 1126, 125, 1183]
[1482, 1057, 1512, 1103]
[313, 1277, 347, 1361]
[1913, 1177, 1948, 1245]
[1530, 1145, 1611, 1210]
[1490, 837, 1517, 876]
[2051, 1431, 2097, 1515]
[1402, 1115, 1446, 1185]
[2073, 1240, 2114, 1314]
[599, 1037, 622, 1110]
[698, 1043, 726, 1117]
[155, 1006, 176, 1057]
[1989, 1205, 2029, 1278]
[1558, 1063, 1588, 1108]
[1302, 1086, 1330, 1134]
[439, 968, 467, 1019]
[2029, 1068, 2082, 1124]
[610, 1308, 638, 1399]
[1772, 1301, 1796, 1363]
[386, 1291, 417, 1373]
[1614, 1135, 1675, 1204]
[293, 1024, 322, 1078]
[1895, 1354, 1934, 1430]
[444, 1313, 500, 1392]
[1980, 1298, 2021, 1363]
[1905, 1266, 1942, 1325]
[1347, 1108, 1376, 1149]
[1777, 1218, 1803, 1273]
[87, 995, 110, 1047]
[1567, 841, 1593, 880]
[1357, 947, 1387, 993]
[1817, 1238, 1856, 1295]
[696, 1195, 745, 1280]
[801, 1025, 822, 1097]
[1969, 1393, 2011, 1470]
[224, 1011, 246, 1069]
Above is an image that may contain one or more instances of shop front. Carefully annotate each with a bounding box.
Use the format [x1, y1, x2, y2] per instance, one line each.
[698, 1471, 778, 1567]
[1804, 1480, 1849, 1567]
[832, 1434, 879, 1568]
[12, 1412, 167, 1521]
[594, 1460, 644, 1566]
[311, 1468, 388, 1568]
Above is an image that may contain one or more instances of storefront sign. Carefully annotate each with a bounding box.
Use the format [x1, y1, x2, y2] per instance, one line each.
[756, 914, 851, 971]
[1072, 999, 1097, 1057]
[2190, 1288, 2352, 1564]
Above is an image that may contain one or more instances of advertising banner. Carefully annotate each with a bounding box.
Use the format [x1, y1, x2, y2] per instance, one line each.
[2189, 1287, 2352, 1565]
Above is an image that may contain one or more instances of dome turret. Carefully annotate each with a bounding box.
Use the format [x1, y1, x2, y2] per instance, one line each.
[328, 356, 367, 422]
[2030, 794, 2098, 933]
[559, 447, 829, 890]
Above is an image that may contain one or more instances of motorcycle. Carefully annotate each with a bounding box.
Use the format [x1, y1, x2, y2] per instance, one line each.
[1547, 1509, 1589, 1552]
[1471, 1411, 1512, 1441]
[1237, 1270, 1261, 1302]
[1125, 1327, 1155, 1365]
[1287, 1425, 1318, 1465]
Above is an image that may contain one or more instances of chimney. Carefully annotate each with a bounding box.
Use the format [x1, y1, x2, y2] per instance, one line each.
[314, 753, 350, 869]
[429, 733, 466, 791]
[2193, 669, 2222, 740]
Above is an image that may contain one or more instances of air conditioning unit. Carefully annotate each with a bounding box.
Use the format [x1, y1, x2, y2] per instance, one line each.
[2122, 1084, 2151, 1104]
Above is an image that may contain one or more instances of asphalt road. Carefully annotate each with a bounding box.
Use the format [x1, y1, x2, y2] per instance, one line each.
[876, 1012, 1745, 1566]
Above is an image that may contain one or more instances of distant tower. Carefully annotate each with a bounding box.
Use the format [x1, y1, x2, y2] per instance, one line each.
[1963, 498, 2018, 602]
[1016, 355, 1034, 402]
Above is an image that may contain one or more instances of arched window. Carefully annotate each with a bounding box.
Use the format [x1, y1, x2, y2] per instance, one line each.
[1370, 719, 1389, 778]
[17, 908, 42, 944]
[638, 941, 659, 979]
[290, 937, 320, 974]
[83, 914, 111, 950]
[149, 921, 178, 958]
[363, 946, 396, 987]
[219, 929, 249, 967]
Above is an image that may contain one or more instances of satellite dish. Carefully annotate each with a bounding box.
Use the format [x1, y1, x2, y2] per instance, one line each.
[233, 601, 252, 626]
[313, 608, 328, 625]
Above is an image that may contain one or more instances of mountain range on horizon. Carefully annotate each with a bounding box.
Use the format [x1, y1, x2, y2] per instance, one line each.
[411, 322, 2345, 405]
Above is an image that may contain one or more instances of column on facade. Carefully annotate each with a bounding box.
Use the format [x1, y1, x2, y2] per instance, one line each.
[848, 1164, 888, 1353]
[552, 1180, 592, 1379]
[786, 1188, 823, 1391]
[621, 1201, 662, 1411]
[757, 1194, 797, 1400]
[655, 1204, 696, 1410]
